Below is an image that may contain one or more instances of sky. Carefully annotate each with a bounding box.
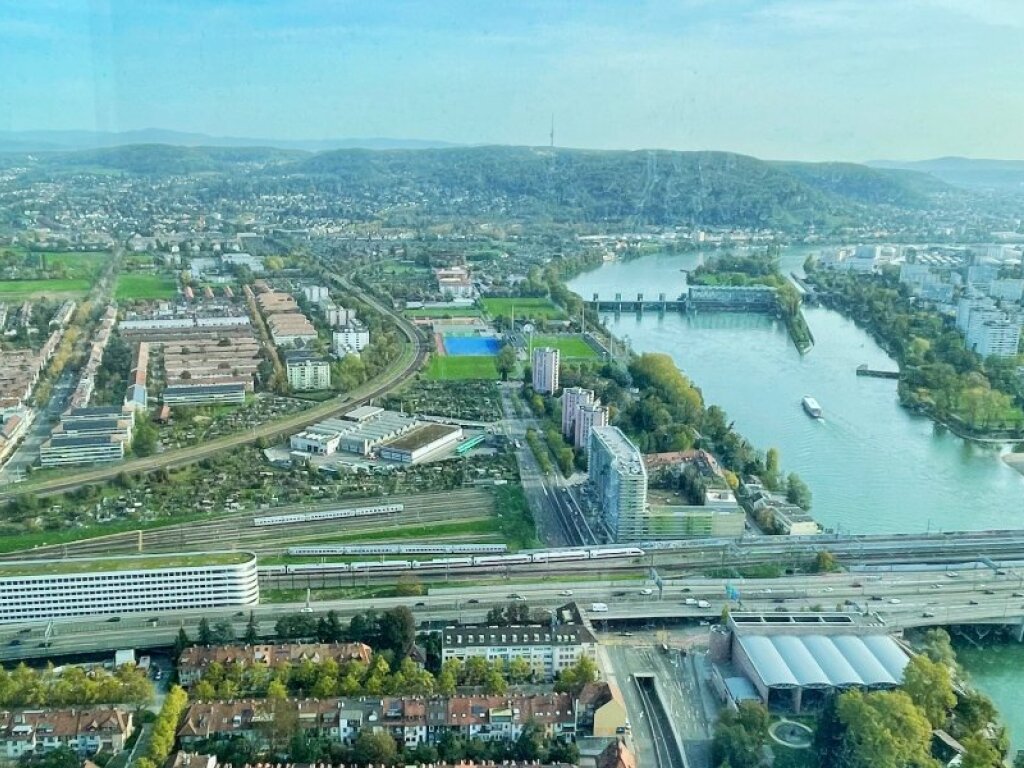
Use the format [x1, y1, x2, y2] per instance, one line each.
[0, 0, 1022, 161]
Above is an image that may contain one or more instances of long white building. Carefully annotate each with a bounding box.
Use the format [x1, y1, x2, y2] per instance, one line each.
[0, 552, 259, 624]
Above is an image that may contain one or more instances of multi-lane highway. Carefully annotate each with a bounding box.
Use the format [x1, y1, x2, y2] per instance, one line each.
[4, 565, 1024, 662]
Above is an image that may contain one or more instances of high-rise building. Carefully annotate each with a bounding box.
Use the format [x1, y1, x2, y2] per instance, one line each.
[589, 426, 647, 542]
[531, 347, 560, 394]
[561, 387, 595, 438]
[967, 316, 1022, 358]
[574, 402, 609, 450]
[285, 351, 332, 391]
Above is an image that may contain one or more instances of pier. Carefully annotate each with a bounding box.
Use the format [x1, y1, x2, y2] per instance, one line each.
[856, 364, 900, 379]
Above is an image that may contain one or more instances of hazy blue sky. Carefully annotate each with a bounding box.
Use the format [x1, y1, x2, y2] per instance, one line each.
[1, 0, 1022, 160]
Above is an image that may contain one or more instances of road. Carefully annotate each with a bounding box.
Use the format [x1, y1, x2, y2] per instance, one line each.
[0, 370, 75, 484]
[497, 382, 596, 547]
[6, 564, 1024, 661]
[0, 280, 428, 500]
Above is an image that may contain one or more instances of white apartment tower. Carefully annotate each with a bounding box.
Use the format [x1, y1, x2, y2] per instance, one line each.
[561, 387, 595, 438]
[574, 402, 609, 450]
[531, 347, 560, 394]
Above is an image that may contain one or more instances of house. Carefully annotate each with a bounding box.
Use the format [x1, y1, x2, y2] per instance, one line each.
[577, 682, 628, 738]
[0, 707, 133, 759]
[177, 643, 373, 686]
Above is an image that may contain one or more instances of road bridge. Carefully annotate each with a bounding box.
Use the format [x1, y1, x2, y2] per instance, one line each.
[4, 565, 1024, 662]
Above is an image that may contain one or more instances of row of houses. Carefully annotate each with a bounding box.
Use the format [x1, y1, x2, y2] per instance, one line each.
[0, 707, 133, 760]
[68, 305, 117, 410]
[177, 693, 577, 750]
[178, 643, 374, 685]
[0, 313, 69, 416]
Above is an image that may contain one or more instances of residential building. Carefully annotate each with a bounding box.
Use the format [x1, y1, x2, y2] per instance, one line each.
[578, 682, 628, 738]
[162, 382, 247, 406]
[0, 707, 134, 759]
[178, 643, 372, 686]
[561, 387, 594, 438]
[531, 347, 560, 394]
[573, 402, 608, 451]
[178, 693, 576, 750]
[0, 552, 258, 624]
[966, 314, 1022, 358]
[589, 426, 647, 542]
[441, 603, 596, 681]
[333, 325, 370, 356]
[124, 341, 149, 410]
[435, 266, 475, 299]
[285, 350, 332, 391]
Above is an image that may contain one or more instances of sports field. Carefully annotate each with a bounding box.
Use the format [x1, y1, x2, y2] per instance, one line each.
[480, 297, 565, 320]
[0, 279, 91, 298]
[443, 335, 500, 356]
[531, 334, 599, 359]
[426, 355, 500, 380]
[115, 274, 179, 299]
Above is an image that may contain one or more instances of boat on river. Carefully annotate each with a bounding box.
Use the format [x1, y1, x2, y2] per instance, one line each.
[802, 396, 823, 419]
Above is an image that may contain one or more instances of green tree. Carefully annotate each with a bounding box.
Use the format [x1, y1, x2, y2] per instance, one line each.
[496, 344, 518, 381]
[243, 611, 260, 644]
[902, 654, 956, 729]
[833, 690, 939, 768]
[786, 472, 812, 509]
[554, 655, 598, 695]
[352, 731, 398, 765]
[959, 735, 1001, 768]
[197, 617, 213, 645]
[814, 550, 839, 573]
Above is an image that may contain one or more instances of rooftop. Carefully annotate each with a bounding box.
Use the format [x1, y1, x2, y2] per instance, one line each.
[0, 551, 253, 578]
[591, 426, 646, 476]
[383, 423, 461, 452]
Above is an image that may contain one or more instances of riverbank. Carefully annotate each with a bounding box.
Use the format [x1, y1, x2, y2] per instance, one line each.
[1003, 453, 1024, 477]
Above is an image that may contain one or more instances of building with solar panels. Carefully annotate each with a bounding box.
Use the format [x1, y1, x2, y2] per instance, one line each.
[709, 613, 911, 713]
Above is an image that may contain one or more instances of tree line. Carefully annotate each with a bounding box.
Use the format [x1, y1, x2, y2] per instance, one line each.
[0, 662, 153, 707]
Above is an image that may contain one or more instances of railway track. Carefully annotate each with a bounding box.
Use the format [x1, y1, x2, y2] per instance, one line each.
[0, 488, 493, 559]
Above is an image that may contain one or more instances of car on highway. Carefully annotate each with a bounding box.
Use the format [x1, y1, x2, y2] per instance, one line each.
[931, 583, 942, 589]
[107, 617, 121, 622]
[697, 600, 711, 609]
[922, 611, 936, 618]
[823, 587, 834, 592]
[508, 594, 525, 601]
[684, 598, 697, 606]
[969, 599, 980, 605]
[414, 602, 426, 607]
[983, 589, 996, 595]
[851, 582, 862, 588]
[888, 598, 901, 604]
[946, 571, 959, 578]
[1013, 592, 1024, 598]
[560, 590, 573, 596]
[466, 598, 479, 604]
[7, 639, 20, 646]
[640, 588, 653, 596]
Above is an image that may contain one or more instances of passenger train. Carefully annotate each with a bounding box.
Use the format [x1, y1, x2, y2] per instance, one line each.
[262, 546, 644, 576]
[252, 503, 403, 527]
[287, 543, 508, 557]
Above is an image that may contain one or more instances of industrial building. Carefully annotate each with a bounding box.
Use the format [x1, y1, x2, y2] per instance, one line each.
[709, 614, 910, 713]
[289, 406, 416, 457]
[589, 426, 647, 542]
[0, 552, 259, 623]
[687, 284, 777, 310]
[532, 346, 560, 394]
[284, 350, 332, 391]
[378, 423, 464, 463]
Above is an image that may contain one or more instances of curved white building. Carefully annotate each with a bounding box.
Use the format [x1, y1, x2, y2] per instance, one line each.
[0, 552, 259, 624]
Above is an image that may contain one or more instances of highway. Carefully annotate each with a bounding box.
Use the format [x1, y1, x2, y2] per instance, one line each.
[5, 565, 1024, 662]
[0, 279, 429, 500]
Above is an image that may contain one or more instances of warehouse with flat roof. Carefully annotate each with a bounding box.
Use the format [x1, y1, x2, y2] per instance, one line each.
[378, 423, 464, 464]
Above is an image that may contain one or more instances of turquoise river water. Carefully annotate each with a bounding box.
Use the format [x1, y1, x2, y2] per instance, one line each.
[567, 247, 1024, 744]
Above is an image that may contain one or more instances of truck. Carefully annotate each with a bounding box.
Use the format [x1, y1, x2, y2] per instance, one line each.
[590, 602, 609, 612]
[684, 597, 698, 606]
[697, 599, 711, 609]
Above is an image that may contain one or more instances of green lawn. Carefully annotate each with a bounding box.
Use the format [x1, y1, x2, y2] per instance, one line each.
[426, 355, 500, 380]
[0, 279, 91, 297]
[115, 273, 179, 299]
[405, 307, 482, 318]
[0, 551, 251, 576]
[531, 334, 598, 359]
[481, 297, 566, 320]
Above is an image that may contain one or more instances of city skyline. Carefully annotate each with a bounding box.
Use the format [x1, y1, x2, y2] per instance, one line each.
[2, 0, 1023, 161]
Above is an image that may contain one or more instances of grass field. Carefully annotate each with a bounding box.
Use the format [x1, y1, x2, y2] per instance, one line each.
[405, 307, 482, 318]
[0, 279, 91, 298]
[481, 297, 565, 320]
[531, 334, 599, 359]
[426, 355, 500, 380]
[115, 273, 179, 299]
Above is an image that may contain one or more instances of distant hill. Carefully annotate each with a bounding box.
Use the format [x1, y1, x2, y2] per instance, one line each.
[868, 156, 1024, 191]
[285, 145, 955, 228]
[0, 129, 459, 153]
[8, 142, 964, 229]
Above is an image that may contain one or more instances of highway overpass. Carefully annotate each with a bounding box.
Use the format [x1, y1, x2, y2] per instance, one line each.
[3, 565, 1024, 662]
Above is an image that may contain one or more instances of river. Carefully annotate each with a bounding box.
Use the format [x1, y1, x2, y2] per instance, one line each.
[567, 247, 1024, 743]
